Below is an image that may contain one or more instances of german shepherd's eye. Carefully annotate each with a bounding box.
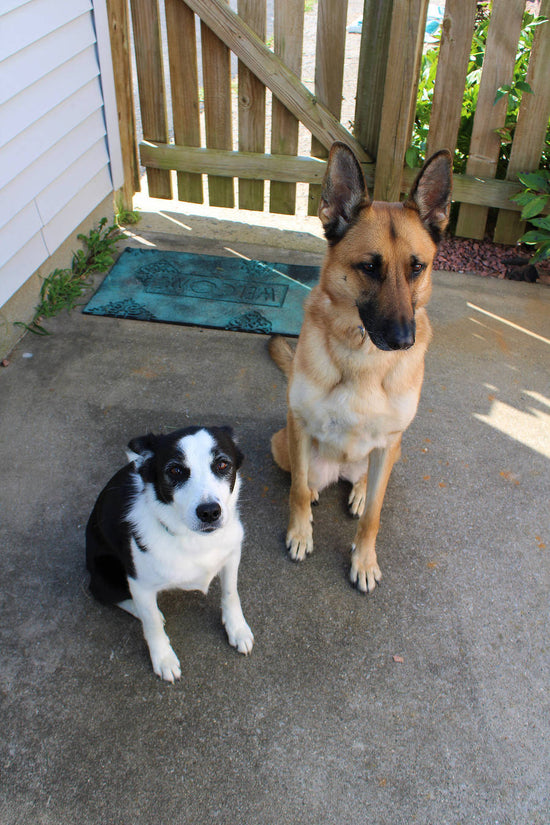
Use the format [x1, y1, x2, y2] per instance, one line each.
[411, 259, 425, 277]
[167, 463, 189, 482]
[355, 252, 383, 280]
[356, 259, 382, 279]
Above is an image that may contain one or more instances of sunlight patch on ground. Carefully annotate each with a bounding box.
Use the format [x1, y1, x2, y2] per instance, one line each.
[469, 304, 550, 457]
[120, 227, 156, 247]
[474, 396, 550, 458]
[467, 302, 550, 346]
[158, 212, 193, 232]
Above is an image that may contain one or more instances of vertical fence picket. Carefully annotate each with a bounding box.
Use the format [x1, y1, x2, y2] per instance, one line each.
[354, 0, 393, 164]
[130, 0, 172, 199]
[455, 0, 524, 239]
[237, 0, 266, 211]
[201, 2, 234, 207]
[494, 3, 550, 244]
[106, 0, 140, 209]
[405, 0, 430, 152]
[374, 0, 427, 201]
[426, 0, 477, 158]
[165, 0, 203, 203]
[307, 0, 348, 216]
[269, 0, 304, 215]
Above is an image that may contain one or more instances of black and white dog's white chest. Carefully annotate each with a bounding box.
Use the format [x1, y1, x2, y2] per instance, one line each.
[129, 511, 244, 595]
[86, 426, 254, 682]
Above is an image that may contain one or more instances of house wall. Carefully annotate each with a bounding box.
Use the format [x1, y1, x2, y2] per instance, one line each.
[0, 0, 123, 355]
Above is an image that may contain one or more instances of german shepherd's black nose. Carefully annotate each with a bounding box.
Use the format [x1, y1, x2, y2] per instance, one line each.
[383, 318, 415, 350]
[196, 501, 221, 524]
[357, 302, 416, 351]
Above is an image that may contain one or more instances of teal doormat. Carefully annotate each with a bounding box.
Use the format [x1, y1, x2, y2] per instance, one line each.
[83, 247, 319, 336]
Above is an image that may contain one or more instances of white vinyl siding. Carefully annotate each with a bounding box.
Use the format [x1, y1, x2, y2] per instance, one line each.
[0, 110, 107, 229]
[0, 14, 96, 105]
[0, 0, 123, 309]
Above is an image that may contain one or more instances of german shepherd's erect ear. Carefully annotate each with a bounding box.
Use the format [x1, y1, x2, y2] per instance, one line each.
[318, 142, 370, 244]
[404, 149, 453, 243]
[319, 142, 452, 246]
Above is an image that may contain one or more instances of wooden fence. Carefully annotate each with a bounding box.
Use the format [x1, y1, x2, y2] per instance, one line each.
[107, 0, 550, 244]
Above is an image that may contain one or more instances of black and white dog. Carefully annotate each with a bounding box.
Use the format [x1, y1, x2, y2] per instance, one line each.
[86, 426, 254, 682]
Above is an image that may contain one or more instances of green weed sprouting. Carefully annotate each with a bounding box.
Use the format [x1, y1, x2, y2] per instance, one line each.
[16, 218, 123, 335]
[114, 195, 140, 226]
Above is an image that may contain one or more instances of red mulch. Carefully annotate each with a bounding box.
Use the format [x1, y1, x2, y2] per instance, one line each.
[434, 235, 550, 285]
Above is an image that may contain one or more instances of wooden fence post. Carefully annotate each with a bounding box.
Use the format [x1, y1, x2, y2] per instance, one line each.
[270, 0, 305, 215]
[354, 0, 393, 163]
[106, 0, 140, 210]
[237, 0, 266, 211]
[373, 0, 427, 202]
[494, 1, 550, 244]
[165, 0, 203, 203]
[455, 0, 524, 239]
[307, 0, 348, 216]
[201, 0, 234, 207]
[405, 0, 430, 151]
[129, 0, 172, 199]
[426, 0, 477, 158]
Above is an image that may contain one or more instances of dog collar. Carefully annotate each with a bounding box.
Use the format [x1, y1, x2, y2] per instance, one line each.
[132, 519, 175, 553]
[158, 519, 176, 536]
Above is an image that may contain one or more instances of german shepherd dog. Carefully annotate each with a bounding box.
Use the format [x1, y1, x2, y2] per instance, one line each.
[269, 142, 452, 592]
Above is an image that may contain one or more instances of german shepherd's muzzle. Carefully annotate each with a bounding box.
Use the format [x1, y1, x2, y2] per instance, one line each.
[269, 142, 452, 592]
[357, 299, 416, 351]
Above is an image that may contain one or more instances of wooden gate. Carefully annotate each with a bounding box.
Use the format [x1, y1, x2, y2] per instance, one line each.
[106, 0, 550, 244]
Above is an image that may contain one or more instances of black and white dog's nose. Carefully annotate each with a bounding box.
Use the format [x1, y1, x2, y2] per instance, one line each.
[196, 501, 222, 524]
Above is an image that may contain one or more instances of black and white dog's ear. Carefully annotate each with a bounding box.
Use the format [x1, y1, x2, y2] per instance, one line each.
[126, 434, 156, 468]
[217, 425, 234, 439]
[232, 442, 244, 471]
[319, 142, 370, 244]
[213, 425, 244, 470]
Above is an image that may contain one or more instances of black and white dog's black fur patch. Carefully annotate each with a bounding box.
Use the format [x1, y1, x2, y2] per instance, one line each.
[86, 426, 253, 682]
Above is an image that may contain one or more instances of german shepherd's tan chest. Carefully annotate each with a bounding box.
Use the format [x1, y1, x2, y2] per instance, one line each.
[289, 350, 423, 464]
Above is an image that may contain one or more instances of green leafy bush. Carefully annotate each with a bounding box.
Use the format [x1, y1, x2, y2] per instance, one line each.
[511, 169, 550, 263]
[408, 7, 549, 175]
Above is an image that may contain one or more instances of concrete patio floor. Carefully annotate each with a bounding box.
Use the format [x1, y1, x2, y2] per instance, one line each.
[0, 209, 549, 824]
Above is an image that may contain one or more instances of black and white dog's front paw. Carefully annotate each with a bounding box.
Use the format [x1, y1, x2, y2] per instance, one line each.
[224, 618, 254, 655]
[150, 642, 181, 683]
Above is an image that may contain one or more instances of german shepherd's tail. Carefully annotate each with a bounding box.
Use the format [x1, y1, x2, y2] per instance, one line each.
[268, 335, 295, 377]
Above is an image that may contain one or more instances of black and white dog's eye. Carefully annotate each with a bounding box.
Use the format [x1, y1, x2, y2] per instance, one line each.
[167, 464, 188, 480]
[214, 458, 230, 474]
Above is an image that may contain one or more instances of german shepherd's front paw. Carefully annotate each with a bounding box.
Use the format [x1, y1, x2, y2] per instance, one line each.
[350, 544, 381, 593]
[286, 524, 313, 561]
